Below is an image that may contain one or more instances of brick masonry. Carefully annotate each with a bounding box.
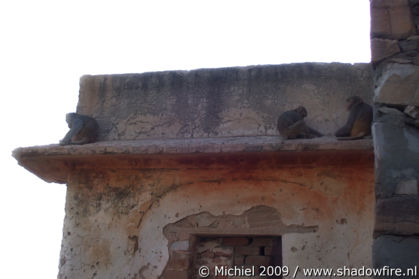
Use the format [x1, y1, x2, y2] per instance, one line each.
[193, 236, 281, 279]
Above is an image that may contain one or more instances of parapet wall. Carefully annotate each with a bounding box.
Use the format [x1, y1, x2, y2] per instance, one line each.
[77, 63, 373, 141]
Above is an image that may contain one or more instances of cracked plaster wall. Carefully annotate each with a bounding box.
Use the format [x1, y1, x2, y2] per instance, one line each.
[76, 63, 373, 141]
[58, 159, 374, 279]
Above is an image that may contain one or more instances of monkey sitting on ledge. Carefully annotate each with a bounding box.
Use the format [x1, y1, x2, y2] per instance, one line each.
[59, 113, 99, 145]
[277, 106, 323, 140]
[335, 96, 372, 140]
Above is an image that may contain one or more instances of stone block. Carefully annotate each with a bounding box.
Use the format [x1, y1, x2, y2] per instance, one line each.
[374, 64, 419, 106]
[373, 235, 419, 277]
[404, 105, 419, 119]
[378, 106, 405, 117]
[371, 6, 392, 36]
[371, 39, 400, 62]
[389, 52, 419, 64]
[372, 122, 419, 197]
[399, 36, 419, 52]
[375, 196, 419, 235]
[395, 179, 418, 195]
[371, 0, 415, 39]
[389, 56, 415, 64]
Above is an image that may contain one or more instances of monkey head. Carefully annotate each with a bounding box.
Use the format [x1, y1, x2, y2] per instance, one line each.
[346, 96, 363, 111]
[65, 113, 77, 127]
[296, 106, 307, 118]
[66, 112, 77, 121]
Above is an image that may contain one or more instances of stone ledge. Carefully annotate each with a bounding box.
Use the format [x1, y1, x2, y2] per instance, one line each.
[12, 136, 373, 184]
[14, 136, 373, 156]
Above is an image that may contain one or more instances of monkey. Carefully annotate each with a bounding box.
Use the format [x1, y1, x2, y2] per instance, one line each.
[59, 113, 99, 145]
[335, 96, 373, 140]
[277, 106, 323, 140]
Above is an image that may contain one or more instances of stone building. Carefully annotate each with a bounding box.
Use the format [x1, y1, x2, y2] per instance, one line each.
[13, 1, 419, 278]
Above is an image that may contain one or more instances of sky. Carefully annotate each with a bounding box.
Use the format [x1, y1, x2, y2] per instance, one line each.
[0, 0, 370, 278]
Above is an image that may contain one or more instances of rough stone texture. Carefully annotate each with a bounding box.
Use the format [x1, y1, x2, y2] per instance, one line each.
[404, 104, 419, 118]
[12, 137, 373, 184]
[373, 235, 419, 278]
[399, 35, 419, 52]
[372, 121, 419, 198]
[395, 179, 419, 195]
[371, 0, 416, 39]
[76, 63, 373, 141]
[378, 106, 406, 117]
[375, 196, 419, 235]
[55, 154, 374, 279]
[371, 2, 419, 275]
[389, 51, 419, 65]
[374, 63, 419, 105]
[371, 38, 401, 62]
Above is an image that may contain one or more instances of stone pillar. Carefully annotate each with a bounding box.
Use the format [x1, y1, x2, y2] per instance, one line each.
[371, 0, 419, 277]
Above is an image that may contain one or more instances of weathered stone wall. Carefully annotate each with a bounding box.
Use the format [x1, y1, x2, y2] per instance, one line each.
[77, 63, 373, 141]
[46, 62, 377, 279]
[371, 0, 419, 67]
[370, 0, 419, 275]
[58, 154, 374, 279]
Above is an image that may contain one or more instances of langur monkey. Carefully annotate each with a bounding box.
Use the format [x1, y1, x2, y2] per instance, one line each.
[277, 106, 323, 140]
[335, 96, 372, 140]
[60, 113, 99, 145]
